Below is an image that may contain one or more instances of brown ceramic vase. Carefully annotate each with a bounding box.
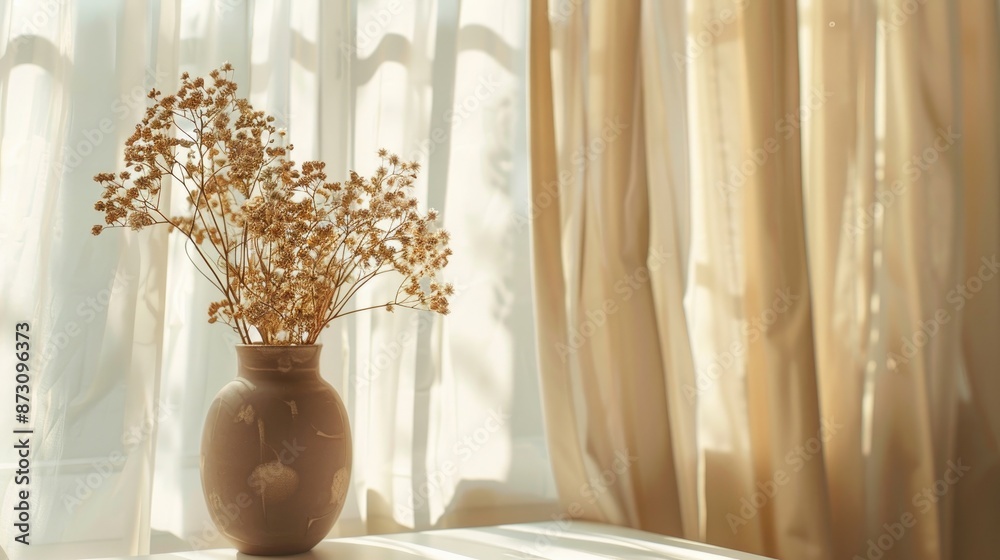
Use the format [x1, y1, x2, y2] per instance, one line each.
[200, 344, 352, 555]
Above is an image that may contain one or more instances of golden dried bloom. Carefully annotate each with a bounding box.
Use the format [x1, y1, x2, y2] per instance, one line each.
[91, 65, 452, 345]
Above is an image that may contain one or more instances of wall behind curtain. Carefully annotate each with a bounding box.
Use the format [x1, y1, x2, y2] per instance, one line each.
[0, 1, 556, 557]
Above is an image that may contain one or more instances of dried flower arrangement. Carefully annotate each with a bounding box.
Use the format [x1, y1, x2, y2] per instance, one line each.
[92, 63, 452, 345]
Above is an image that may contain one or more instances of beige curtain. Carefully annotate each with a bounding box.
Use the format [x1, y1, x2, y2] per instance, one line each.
[528, 0, 1000, 559]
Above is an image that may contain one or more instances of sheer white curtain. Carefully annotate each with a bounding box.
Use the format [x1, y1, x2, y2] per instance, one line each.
[0, 1, 555, 558]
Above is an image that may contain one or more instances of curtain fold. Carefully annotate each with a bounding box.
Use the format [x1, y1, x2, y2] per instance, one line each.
[639, 0, 702, 541]
[800, 1, 877, 556]
[530, 0, 686, 535]
[951, 2, 1000, 558]
[529, 0, 1000, 559]
[731, 2, 832, 557]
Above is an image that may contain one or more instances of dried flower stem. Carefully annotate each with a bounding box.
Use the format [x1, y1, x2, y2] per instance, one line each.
[93, 65, 452, 344]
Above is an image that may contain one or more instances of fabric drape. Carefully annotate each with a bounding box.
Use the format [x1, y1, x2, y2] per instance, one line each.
[528, 1, 1000, 559]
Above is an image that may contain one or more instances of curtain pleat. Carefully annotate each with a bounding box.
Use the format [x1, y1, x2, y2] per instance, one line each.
[735, 2, 832, 557]
[528, 0, 597, 523]
[868, 2, 963, 559]
[530, 0, 687, 534]
[640, 0, 701, 541]
[951, 2, 1000, 558]
[800, 0, 877, 557]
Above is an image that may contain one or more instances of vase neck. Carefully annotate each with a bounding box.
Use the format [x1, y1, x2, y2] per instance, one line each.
[236, 345, 322, 381]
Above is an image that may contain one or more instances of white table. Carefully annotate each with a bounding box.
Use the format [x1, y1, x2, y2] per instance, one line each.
[94, 521, 774, 559]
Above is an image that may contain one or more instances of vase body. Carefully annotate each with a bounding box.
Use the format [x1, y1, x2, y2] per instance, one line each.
[200, 345, 352, 555]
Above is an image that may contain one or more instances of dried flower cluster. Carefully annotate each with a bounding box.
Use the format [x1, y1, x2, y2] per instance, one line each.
[93, 64, 452, 344]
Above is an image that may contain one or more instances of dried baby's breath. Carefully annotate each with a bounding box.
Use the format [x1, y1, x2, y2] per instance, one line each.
[93, 65, 452, 344]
